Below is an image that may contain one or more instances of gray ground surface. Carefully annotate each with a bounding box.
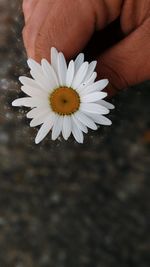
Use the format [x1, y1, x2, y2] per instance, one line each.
[0, 1, 150, 267]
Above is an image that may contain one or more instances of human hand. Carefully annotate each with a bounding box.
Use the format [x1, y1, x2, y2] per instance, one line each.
[22, 0, 150, 93]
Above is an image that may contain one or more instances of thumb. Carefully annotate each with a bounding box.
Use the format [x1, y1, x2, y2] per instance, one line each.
[97, 19, 150, 91]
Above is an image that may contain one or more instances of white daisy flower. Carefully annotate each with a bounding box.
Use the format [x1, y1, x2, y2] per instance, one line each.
[12, 47, 114, 144]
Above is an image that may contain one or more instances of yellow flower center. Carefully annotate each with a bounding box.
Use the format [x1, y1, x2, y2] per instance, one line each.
[49, 87, 80, 115]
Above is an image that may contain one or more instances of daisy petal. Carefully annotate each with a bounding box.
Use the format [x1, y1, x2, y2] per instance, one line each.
[72, 62, 89, 89]
[19, 76, 43, 90]
[72, 114, 88, 133]
[72, 122, 84, 143]
[57, 52, 67, 86]
[30, 70, 50, 92]
[74, 53, 84, 73]
[81, 92, 107, 103]
[35, 113, 56, 144]
[26, 108, 37, 118]
[27, 58, 43, 75]
[86, 72, 97, 85]
[30, 117, 44, 127]
[84, 61, 97, 81]
[26, 107, 50, 119]
[12, 97, 38, 108]
[52, 115, 63, 140]
[66, 60, 75, 87]
[97, 99, 115, 109]
[14, 96, 48, 108]
[21, 85, 47, 97]
[62, 115, 72, 140]
[75, 111, 97, 130]
[87, 113, 112, 125]
[78, 72, 97, 92]
[30, 111, 50, 127]
[51, 47, 59, 73]
[80, 103, 109, 115]
[41, 59, 59, 88]
[85, 79, 109, 94]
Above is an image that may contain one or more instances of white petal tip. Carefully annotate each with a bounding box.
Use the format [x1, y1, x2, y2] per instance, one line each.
[110, 104, 115, 109]
[18, 76, 24, 84]
[103, 79, 109, 88]
[35, 138, 40, 144]
[51, 47, 58, 53]
[106, 102, 115, 110]
[92, 60, 97, 66]
[79, 140, 84, 144]
[106, 120, 112, 126]
[41, 58, 49, 64]
[27, 58, 36, 68]
[29, 122, 34, 127]
[27, 58, 32, 64]
[64, 136, 69, 141]
[103, 92, 108, 98]
[52, 136, 57, 141]
[106, 110, 110, 115]
[12, 100, 19, 106]
[12, 101, 15, 106]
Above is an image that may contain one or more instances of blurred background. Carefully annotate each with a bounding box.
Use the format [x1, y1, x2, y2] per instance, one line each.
[0, 0, 150, 266]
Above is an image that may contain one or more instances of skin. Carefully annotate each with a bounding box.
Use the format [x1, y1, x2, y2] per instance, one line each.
[22, 0, 150, 95]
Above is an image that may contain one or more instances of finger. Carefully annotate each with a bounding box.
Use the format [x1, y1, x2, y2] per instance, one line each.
[83, 18, 123, 61]
[23, 0, 123, 62]
[34, 0, 97, 62]
[22, 0, 38, 23]
[23, 0, 52, 58]
[96, 18, 150, 91]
